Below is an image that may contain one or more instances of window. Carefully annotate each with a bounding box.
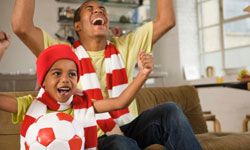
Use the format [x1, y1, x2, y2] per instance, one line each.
[197, 0, 250, 77]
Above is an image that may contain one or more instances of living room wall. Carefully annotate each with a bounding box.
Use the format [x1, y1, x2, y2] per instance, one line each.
[0, 0, 199, 87]
[150, 0, 199, 86]
[0, 0, 80, 74]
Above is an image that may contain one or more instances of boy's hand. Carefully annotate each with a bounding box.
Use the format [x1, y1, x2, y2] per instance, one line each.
[137, 51, 154, 76]
[0, 31, 10, 51]
[73, 88, 84, 96]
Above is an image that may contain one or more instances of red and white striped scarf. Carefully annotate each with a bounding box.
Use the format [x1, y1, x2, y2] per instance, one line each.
[73, 41, 135, 128]
[20, 88, 98, 150]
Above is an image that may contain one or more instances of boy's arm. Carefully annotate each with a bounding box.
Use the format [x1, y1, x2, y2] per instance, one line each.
[93, 72, 148, 113]
[93, 52, 153, 113]
[0, 94, 18, 113]
[11, 0, 44, 57]
[152, 0, 175, 44]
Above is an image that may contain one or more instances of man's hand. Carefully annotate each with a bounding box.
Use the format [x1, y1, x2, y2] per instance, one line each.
[0, 31, 10, 50]
[0, 31, 10, 60]
[137, 52, 154, 76]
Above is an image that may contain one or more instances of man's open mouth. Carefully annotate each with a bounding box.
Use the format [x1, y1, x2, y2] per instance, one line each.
[92, 18, 105, 25]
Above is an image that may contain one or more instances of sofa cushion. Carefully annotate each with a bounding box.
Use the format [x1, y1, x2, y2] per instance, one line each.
[135, 86, 208, 134]
[197, 132, 250, 150]
[143, 132, 250, 150]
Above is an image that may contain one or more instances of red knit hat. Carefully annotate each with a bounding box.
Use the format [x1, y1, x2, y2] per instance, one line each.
[36, 44, 81, 87]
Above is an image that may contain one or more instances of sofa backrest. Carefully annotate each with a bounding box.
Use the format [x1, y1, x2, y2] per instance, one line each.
[0, 86, 207, 150]
[135, 85, 208, 134]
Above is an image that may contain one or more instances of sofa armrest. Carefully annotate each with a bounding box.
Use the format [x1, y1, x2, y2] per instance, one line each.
[203, 112, 221, 132]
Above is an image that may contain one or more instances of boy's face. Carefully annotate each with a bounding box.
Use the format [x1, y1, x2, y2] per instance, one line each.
[74, 1, 109, 38]
[43, 59, 78, 103]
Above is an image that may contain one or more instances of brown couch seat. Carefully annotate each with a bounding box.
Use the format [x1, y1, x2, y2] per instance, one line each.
[197, 132, 250, 150]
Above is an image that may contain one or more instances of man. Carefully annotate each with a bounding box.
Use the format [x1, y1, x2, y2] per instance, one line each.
[12, 0, 202, 149]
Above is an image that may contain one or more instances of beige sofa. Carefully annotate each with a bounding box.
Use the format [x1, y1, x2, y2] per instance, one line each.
[1, 86, 250, 149]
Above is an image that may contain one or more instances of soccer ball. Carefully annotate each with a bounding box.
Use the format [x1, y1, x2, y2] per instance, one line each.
[24, 112, 84, 150]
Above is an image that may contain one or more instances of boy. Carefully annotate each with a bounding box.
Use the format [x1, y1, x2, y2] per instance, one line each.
[0, 44, 153, 149]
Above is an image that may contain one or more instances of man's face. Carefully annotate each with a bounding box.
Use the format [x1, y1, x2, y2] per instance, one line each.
[43, 59, 78, 103]
[75, 1, 109, 38]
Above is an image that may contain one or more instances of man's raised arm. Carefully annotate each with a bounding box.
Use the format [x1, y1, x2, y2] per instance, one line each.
[152, 0, 175, 44]
[11, 0, 44, 57]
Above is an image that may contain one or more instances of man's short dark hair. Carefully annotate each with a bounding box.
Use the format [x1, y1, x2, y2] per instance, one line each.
[73, 0, 98, 24]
